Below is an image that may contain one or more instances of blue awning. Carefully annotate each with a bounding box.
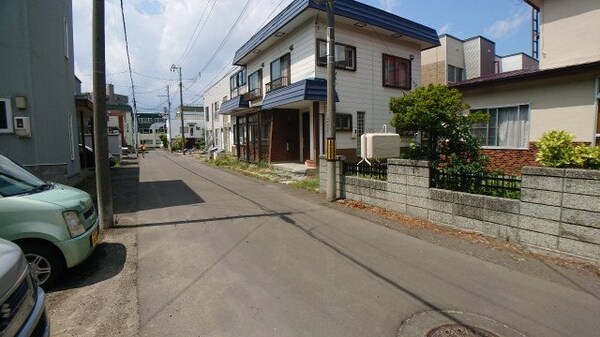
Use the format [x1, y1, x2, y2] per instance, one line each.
[261, 78, 338, 110]
[219, 96, 250, 115]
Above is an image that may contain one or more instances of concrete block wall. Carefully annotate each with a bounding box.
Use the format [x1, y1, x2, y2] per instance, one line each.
[520, 167, 600, 260]
[320, 158, 600, 261]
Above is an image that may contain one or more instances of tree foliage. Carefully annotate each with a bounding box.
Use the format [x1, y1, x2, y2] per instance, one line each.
[536, 130, 600, 169]
[389, 84, 488, 170]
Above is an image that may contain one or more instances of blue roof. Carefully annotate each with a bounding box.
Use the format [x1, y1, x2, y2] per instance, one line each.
[219, 95, 250, 115]
[262, 78, 338, 110]
[233, 0, 439, 65]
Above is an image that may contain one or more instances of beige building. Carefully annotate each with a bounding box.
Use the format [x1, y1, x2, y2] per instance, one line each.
[451, 0, 600, 174]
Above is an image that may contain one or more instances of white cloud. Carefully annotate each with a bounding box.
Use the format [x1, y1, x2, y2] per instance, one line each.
[438, 23, 452, 35]
[379, 0, 397, 12]
[485, 8, 529, 40]
[72, 0, 295, 111]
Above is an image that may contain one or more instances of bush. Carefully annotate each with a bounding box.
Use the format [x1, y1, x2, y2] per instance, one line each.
[159, 134, 168, 148]
[536, 130, 600, 169]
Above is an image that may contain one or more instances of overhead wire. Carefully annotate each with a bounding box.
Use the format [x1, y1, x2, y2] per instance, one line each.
[119, 0, 140, 142]
[177, 0, 218, 65]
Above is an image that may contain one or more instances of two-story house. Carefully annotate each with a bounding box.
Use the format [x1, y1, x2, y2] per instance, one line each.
[451, 0, 600, 175]
[165, 106, 205, 149]
[204, 68, 238, 153]
[0, 0, 83, 182]
[206, 0, 438, 165]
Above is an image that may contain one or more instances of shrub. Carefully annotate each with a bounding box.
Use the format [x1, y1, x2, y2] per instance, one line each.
[159, 134, 168, 148]
[536, 130, 600, 169]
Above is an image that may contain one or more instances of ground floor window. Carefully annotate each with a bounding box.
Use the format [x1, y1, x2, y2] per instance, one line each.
[0, 98, 13, 133]
[471, 105, 530, 148]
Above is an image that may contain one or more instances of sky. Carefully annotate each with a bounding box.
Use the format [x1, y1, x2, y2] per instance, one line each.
[72, 0, 534, 113]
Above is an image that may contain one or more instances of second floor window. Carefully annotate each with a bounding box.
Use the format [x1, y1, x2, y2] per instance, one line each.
[382, 54, 410, 89]
[213, 102, 220, 121]
[246, 69, 262, 100]
[447, 65, 465, 83]
[268, 53, 290, 92]
[230, 68, 247, 97]
[317, 39, 356, 71]
[335, 113, 352, 132]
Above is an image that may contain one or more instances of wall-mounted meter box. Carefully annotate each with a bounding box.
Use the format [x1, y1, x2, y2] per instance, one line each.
[14, 116, 31, 138]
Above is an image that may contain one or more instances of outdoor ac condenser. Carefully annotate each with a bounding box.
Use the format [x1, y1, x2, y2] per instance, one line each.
[360, 133, 401, 160]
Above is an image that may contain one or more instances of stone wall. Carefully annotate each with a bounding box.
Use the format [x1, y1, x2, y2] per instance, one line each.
[319, 157, 600, 261]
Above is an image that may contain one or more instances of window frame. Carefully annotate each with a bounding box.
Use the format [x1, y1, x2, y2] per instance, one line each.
[0, 98, 13, 133]
[447, 64, 465, 83]
[246, 69, 263, 100]
[382, 54, 411, 89]
[470, 104, 531, 149]
[230, 68, 247, 98]
[267, 53, 291, 92]
[316, 39, 357, 71]
[335, 113, 352, 132]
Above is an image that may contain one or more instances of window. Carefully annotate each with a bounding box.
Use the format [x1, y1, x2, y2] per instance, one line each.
[63, 17, 70, 59]
[356, 111, 365, 154]
[246, 69, 262, 100]
[205, 106, 210, 122]
[267, 53, 290, 92]
[317, 39, 356, 71]
[471, 105, 530, 148]
[230, 68, 247, 97]
[0, 98, 13, 133]
[335, 113, 352, 132]
[213, 102, 219, 121]
[447, 65, 464, 83]
[382, 54, 411, 89]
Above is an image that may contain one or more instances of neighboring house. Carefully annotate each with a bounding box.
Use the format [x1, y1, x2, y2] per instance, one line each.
[106, 84, 134, 147]
[451, 0, 600, 175]
[137, 112, 166, 148]
[204, 67, 240, 153]
[421, 34, 538, 86]
[0, 0, 82, 183]
[209, 0, 438, 165]
[166, 106, 205, 148]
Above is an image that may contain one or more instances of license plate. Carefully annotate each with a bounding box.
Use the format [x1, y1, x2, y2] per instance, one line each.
[91, 228, 99, 247]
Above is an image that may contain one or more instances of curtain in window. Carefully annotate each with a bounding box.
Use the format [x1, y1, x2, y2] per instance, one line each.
[497, 106, 529, 147]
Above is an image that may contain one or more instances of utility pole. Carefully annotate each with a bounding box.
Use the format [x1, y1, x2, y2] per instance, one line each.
[92, 0, 114, 228]
[159, 85, 172, 152]
[171, 65, 185, 153]
[325, 0, 337, 202]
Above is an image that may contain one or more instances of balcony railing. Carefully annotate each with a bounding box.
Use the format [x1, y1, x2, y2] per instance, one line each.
[265, 76, 289, 93]
[244, 87, 262, 101]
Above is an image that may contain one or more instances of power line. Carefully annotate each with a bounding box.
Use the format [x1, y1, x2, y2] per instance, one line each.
[119, 0, 139, 146]
[177, 0, 218, 65]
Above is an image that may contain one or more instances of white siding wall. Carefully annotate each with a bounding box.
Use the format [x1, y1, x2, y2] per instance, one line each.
[445, 35, 465, 70]
[315, 20, 422, 150]
[463, 38, 481, 79]
[499, 55, 524, 72]
[539, 0, 600, 69]
[203, 69, 234, 150]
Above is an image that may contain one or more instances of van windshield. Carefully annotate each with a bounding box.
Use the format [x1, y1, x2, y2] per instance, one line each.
[0, 155, 47, 197]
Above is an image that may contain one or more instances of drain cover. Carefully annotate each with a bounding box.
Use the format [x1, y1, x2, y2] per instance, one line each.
[427, 324, 499, 337]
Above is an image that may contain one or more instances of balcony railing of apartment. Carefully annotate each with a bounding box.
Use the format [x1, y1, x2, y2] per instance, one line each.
[230, 85, 248, 98]
[244, 87, 262, 101]
[265, 76, 289, 93]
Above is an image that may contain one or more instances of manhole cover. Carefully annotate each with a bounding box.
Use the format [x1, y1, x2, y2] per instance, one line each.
[427, 324, 499, 337]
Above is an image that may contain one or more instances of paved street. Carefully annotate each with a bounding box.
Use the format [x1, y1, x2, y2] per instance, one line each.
[116, 151, 599, 337]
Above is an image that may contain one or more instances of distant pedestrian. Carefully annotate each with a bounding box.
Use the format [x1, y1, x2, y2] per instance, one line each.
[140, 144, 147, 158]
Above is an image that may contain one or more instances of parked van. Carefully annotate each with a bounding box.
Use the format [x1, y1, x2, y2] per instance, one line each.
[0, 154, 99, 288]
[0, 238, 50, 336]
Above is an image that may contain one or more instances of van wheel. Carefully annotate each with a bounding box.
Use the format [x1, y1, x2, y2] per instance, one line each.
[20, 242, 65, 289]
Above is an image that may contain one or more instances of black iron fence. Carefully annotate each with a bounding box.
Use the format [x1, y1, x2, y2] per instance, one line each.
[343, 161, 387, 180]
[431, 169, 521, 199]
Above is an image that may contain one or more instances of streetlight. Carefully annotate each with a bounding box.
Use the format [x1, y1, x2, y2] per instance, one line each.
[171, 64, 185, 154]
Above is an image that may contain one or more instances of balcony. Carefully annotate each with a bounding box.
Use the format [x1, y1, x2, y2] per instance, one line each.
[243, 87, 263, 101]
[265, 76, 289, 93]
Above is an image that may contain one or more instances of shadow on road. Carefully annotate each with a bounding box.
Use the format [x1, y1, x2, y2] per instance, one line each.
[48, 242, 127, 292]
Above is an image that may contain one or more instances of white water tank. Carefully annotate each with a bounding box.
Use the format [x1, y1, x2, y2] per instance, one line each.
[360, 133, 401, 160]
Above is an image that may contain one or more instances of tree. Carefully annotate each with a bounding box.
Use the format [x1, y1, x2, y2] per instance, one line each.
[389, 84, 487, 170]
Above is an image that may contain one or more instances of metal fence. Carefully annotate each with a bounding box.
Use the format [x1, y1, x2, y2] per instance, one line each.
[343, 161, 388, 180]
[431, 169, 521, 199]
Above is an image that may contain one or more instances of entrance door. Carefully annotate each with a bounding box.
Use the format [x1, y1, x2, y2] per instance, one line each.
[302, 112, 310, 162]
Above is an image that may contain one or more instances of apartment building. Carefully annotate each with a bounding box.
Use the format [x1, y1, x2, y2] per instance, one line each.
[204, 0, 439, 165]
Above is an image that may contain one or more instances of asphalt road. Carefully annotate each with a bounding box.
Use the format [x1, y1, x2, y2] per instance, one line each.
[122, 151, 600, 337]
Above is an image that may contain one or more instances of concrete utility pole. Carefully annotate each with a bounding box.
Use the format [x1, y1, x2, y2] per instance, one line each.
[160, 85, 172, 152]
[92, 0, 114, 228]
[171, 65, 185, 153]
[325, 0, 337, 202]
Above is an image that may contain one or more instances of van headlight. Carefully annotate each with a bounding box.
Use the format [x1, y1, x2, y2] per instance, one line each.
[63, 211, 86, 237]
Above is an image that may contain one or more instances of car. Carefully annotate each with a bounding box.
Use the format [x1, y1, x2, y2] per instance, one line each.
[0, 154, 100, 288]
[79, 144, 117, 168]
[0, 238, 50, 336]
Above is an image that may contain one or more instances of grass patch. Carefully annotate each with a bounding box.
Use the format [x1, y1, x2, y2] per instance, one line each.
[291, 176, 320, 192]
